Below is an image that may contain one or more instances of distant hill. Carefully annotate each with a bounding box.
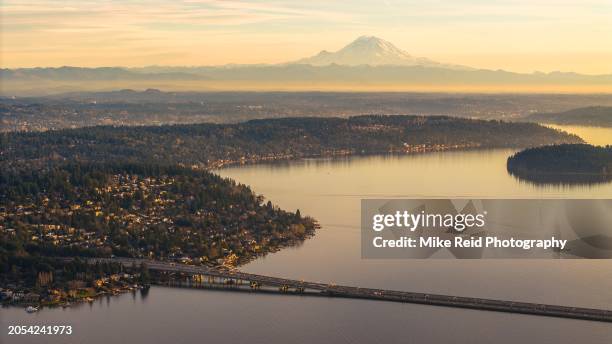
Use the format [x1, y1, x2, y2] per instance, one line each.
[0, 66, 205, 81]
[525, 106, 612, 127]
[4, 64, 612, 95]
[135, 64, 612, 87]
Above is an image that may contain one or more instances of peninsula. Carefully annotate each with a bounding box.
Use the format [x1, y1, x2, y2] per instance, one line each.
[3, 115, 582, 170]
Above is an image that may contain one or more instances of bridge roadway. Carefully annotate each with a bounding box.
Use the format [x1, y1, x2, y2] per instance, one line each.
[92, 258, 612, 323]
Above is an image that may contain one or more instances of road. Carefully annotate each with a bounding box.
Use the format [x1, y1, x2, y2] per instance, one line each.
[90, 257, 612, 323]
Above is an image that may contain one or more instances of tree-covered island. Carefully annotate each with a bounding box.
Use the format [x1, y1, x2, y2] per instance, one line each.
[507, 144, 612, 184]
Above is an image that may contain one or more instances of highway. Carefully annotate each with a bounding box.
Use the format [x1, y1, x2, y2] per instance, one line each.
[90, 258, 612, 323]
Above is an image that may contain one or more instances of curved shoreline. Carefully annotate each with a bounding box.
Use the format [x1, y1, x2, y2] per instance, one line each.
[208, 144, 510, 170]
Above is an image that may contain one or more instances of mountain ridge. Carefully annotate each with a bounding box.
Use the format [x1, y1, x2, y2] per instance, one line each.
[2, 36, 612, 94]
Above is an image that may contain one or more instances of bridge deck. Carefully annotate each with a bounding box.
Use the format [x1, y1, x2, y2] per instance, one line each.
[92, 258, 612, 323]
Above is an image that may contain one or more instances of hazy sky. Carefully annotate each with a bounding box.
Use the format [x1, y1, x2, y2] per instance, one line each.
[2, 0, 611, 74]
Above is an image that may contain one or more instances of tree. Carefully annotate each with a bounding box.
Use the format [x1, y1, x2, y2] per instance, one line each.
[139, 263, 150, 284]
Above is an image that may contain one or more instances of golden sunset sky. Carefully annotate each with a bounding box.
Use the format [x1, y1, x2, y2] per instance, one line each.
[1, 0, 611, 74]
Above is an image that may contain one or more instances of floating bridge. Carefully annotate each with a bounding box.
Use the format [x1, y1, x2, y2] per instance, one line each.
[90, 258, 612, 323]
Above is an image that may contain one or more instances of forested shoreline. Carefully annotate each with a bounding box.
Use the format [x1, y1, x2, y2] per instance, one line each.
[2, 115, 583, 171]
[0, 115, 583, 306]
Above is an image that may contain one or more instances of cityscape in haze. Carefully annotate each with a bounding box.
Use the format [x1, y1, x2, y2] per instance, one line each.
[2, 1, 612, 344]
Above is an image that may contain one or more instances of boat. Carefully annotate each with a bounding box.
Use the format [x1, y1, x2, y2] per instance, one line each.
[25, 306, 39, 313]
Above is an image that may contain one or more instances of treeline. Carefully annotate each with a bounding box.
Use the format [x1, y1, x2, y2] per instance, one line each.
[2, 115, 582, 170]
[1, 162, 218, 203]
[0, 253, 124, 288]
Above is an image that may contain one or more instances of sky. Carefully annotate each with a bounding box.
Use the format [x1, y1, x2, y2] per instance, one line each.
[1, 0, 612, 74]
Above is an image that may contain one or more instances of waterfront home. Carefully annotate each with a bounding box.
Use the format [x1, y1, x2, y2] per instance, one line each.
[1, 289, 14, 300]
[12, 291, 25, 301]
[24, 292, 41, 303]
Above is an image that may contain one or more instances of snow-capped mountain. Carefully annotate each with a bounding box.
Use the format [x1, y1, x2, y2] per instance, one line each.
[6, 35, 611, 94]
[293, 36, 470, 70]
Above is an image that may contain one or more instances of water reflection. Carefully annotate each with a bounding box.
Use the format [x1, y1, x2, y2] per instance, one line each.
[507, 169, 612, 186]
[140, 286, 150, 300]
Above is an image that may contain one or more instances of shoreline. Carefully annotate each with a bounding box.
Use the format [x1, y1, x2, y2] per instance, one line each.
[207, 143, 499, 170]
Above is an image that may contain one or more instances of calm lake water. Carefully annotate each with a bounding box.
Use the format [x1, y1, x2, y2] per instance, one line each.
[546, 124, 612, 147]
[3, 125, 612, 344]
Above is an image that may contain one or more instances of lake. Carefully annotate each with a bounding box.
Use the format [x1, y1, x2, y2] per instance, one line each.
[545, 124, 612, 147]
[3, 124, 612, 344]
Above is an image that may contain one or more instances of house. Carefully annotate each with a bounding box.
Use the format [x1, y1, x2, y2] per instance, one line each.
[67, 280, 86, 289]
[0, 289, 14, 301]
[12, 291, 25, 301]
[24, 292, 40, 303]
